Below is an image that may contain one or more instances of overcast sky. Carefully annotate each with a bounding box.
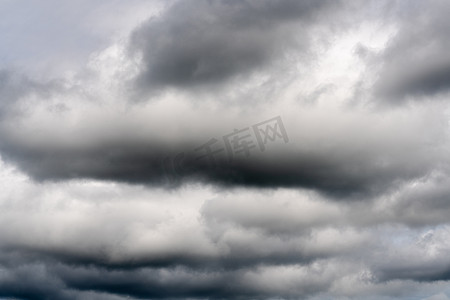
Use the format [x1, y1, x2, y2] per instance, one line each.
[1, 0, 450, 299]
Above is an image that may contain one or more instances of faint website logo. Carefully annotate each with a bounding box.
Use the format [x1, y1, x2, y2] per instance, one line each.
[161, 115, 289, 184]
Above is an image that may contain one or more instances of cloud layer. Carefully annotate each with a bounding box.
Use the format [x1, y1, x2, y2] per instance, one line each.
[1, 0, 450, 299]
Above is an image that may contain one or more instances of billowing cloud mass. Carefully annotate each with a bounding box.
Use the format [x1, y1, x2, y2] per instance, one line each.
[129, 0, 342, 92]
[372, 0, 450, 101]
[1, 0, 450, 299]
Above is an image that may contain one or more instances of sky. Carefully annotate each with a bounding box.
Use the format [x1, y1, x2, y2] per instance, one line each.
[1, 0, 450, 299]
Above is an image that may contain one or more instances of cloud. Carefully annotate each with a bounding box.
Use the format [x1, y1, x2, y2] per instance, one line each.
[0, 70, 59, 117]
[372, 0, 450, 102]
[1, 166, 450, 299]
[3, 1, 431, 199]
[424, 294, 450, 300]
[0, 99, 446, 198]
[2, 0, 450, 299]
[128, 0, 343, 95]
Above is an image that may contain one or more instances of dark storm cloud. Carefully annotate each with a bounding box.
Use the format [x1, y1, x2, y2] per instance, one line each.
[377, 63, 450, 100]
[0, 226, 449, 300]
[377, 264, 450, 283]
[373, 0, 450, 101]
[129, 0, 341, 94]
[1, 171, 450, 300]
[0, 247, 340, 300]
[7, 237, 325, 272]
[0, 129, 440, 199]
[0, 253, 70, 300]
[0, 252, 136, 300]
[0, 96, 446, 198]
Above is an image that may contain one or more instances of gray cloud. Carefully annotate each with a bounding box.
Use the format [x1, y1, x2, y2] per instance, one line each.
[0, 70, 54, 117]
[0, 106, 444, 199]
[2, 0, 450, 299]
[129, 0, 342, 96]
[372, 0, 450, 101]
[1, 167, 450, 299]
